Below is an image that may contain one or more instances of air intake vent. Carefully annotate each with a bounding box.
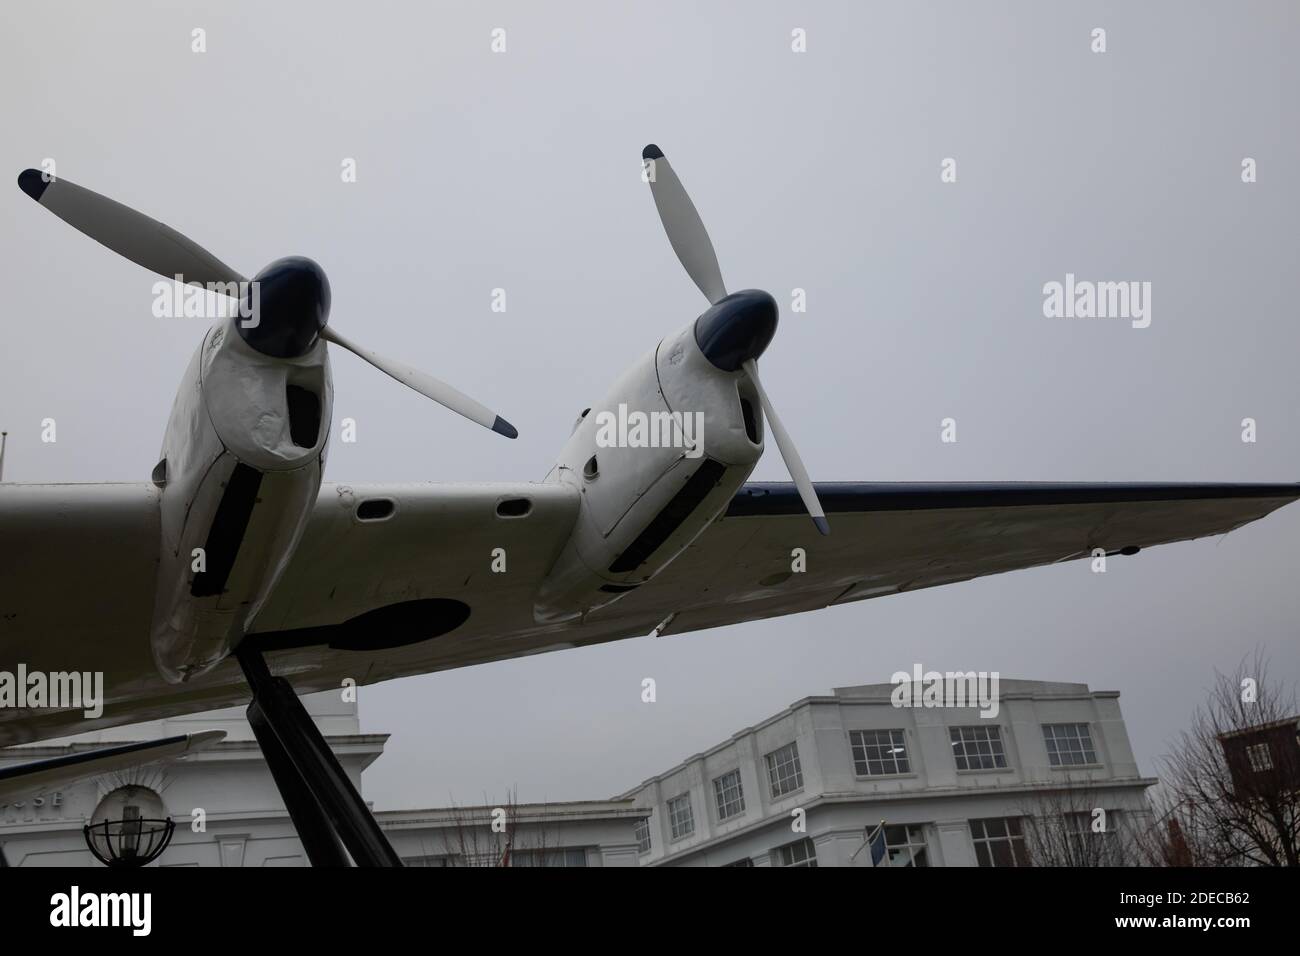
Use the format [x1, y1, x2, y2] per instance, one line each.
[740, 397, 759, 444]
[356, 498, 395, 521]
[496, 497, 532, 518]
[286, 385, 321, 448]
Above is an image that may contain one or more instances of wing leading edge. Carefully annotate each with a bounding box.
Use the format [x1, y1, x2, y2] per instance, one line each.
[0, 731, 225, 804]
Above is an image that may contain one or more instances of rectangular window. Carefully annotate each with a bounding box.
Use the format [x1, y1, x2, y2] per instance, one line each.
[850, 729, 911, 776]
[773, 838, 818, 867]
[883, 824, 930, 867]
[1247, 742, 1274, 772]
[633, 816, 652, 854]
[511, 847, 589, 867]
[1042, 723, 1098, 767]
[970, 817, 1031, 867]
[667, 793, 694, 840]
[712, 768, 746, 821]
[950, 725, 1008, 770]
[1059, 810, 1125, 865]
[723, 857, 754, 867]
[765, 742, 804, 797]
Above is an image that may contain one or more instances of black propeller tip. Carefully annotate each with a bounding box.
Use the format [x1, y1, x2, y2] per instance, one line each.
[491, 416, 519, 440]
[642, 144, 664, 161]
[813, 516, 830, 536]
[17, 169, 49, 202]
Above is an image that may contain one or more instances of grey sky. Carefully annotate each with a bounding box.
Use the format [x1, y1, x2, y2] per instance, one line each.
[2, 0, 1298, 809]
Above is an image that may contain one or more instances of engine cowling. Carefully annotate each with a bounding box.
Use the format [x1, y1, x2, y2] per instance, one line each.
[535, 315, 765, 622]
[150, 320, 332, 682]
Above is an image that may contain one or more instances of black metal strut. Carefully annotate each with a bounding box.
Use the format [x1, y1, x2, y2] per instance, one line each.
[236, 645, 402, 867]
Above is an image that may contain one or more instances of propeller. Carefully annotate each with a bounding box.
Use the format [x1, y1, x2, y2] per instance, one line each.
[640, 145, 828, 534]
[642, 145, 727, 304]
[16, 169, 517, 439]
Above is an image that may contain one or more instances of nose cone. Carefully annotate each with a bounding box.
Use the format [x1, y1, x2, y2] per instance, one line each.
[693, 289, 778, 371]
[238, 256, 331, 358]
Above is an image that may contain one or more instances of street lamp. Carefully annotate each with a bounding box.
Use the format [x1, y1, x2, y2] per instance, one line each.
[83, 785, 174, 868]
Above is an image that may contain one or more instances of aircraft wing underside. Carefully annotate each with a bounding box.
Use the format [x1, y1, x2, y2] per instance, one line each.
[0, 479, 1296, 746]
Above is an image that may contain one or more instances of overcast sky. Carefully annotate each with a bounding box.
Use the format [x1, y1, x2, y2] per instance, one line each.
[2, 0, 1298, 810]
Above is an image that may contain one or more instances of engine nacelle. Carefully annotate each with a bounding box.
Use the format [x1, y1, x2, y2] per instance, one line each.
[536, 318, 765, 622]
[150, 320, 332, 682]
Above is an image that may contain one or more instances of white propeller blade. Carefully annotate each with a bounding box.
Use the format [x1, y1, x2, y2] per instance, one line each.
[321, 327, 518, 439]
[642, 145, 727, 305]
[743, 359, 828, 535]
[18, 169, 519, 439]
[18, 169, 245, 289]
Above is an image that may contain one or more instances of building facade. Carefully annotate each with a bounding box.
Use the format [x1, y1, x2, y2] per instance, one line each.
[618, 679, 1156, 866]
[0, 692, 645, 867]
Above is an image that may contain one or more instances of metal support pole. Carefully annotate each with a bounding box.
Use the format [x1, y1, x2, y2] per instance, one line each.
[237, 645, 402, 867]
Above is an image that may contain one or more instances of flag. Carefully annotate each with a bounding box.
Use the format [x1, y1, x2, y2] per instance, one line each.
[868, 822, 887, 867]
[850, 819, 888, 866]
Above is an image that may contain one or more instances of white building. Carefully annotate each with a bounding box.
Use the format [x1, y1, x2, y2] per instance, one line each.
[0, 692, 645, 867]
[617, 679, 1156, 867]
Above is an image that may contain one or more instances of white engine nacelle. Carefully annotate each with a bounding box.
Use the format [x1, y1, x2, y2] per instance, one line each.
[150, 320, 332, 682]
[536, 317, 765, 622]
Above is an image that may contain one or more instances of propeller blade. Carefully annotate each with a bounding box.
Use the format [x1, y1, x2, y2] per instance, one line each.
[320, 327, 518, 439]
[17, 169, 245, 290]
[743, 359, 828, 535]
[641, 145, 727, 305]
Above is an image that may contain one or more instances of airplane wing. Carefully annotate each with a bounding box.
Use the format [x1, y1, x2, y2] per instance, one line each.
[617, 481, 1300, 635]
[1, 479, 1296, 745]
[249, 479, 1300, 644]
[0, 731, 225, 804]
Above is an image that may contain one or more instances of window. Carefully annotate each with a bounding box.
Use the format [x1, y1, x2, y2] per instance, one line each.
[1247, 742, 1274, 772]
[1042, 723, 1098, 767]
[950, 725, 1008, 771]
[634, 815, 652, 854]
[667, 793, 694, 840]
[883, 824, 930, 867]
[765, 742, 804, 797]
[773, 838, 818, 867]
[850, 729, 911, 776]
[724, 857, 754, 867]
[713, 769, 746, 821]
[970, 817, 1031, 867]
[511, 847, 588, 867]
[1048, 810, 1126, 865]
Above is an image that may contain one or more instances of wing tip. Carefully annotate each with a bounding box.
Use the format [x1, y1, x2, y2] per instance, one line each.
[186, 730, 227, 751]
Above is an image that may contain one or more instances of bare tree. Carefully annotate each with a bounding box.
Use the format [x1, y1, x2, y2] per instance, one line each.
[1016, 783, 1138, 866]
[436, 788, 519, 866]
[430, 788, 568, 867]
[1138, 651, 1299, 866]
